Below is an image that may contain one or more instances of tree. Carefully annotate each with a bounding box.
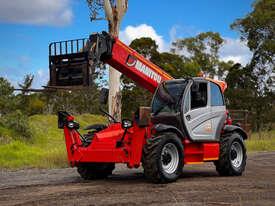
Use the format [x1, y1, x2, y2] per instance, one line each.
[230, 0, 275, 131]
[87, 0, 128, 121]
[225, 63, 255, 110]
[171, 32, 224, 77]
[231, 0, 274, 74]
[18, 74, 34, 95]
[17, 74, 34, 113]
[152, 52, 199, 78]
[225, 63, 275, 132]
[0, 77, 14, 115]
[129, 37, 158, 58]
[42, 87, 101, 115]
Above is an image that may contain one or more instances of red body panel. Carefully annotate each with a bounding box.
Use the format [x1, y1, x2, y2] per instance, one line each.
[183, 139, 219, 164]
[63, 116, 220, 167]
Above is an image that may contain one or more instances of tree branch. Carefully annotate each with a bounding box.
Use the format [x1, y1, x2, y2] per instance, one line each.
[104, 0, 114, 23]
[117, 0, 128, 20]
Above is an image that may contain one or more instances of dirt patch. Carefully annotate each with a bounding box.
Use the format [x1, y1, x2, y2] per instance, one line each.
[1, 152, 275, 206]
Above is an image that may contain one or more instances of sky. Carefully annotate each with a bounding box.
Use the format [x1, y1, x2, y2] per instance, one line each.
[0, 0, 254, 88]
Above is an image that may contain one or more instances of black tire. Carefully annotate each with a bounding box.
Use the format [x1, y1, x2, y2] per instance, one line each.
[215, 132, 247, 176]
[142, 133, 183, 183]
[77, 163, 115, 180]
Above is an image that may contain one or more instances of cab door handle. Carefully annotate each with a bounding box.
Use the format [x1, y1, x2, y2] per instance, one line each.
[186, 115, 191, 121]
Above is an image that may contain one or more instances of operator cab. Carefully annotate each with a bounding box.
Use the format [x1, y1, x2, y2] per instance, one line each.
[151, 78, 226, 142]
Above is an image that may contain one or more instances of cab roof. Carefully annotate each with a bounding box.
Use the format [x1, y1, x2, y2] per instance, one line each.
[164, 77, 227, 93]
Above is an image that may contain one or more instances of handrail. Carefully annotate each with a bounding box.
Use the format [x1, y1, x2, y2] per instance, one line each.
[49, 38, 89, 56]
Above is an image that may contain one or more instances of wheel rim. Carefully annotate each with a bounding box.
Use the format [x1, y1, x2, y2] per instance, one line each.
[161, 143, 179, 174]
[230, 141, 243, 169]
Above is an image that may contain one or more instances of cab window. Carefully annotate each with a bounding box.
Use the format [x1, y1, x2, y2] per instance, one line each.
[152, 81, 187, 115]
[190, 82, 207, 109]
[210, 82, 224, 106]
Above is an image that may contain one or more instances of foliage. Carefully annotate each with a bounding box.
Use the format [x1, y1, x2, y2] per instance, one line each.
[229, 0, 275, 131]
[231, 0, 274, 70]
[225, 63, 275, 131]
[0, 74, 102, 118]
[225, 63, 255, 109]
[130, 37, 158, 58]
[18, 74, 34, 95]
[154, 52, 199, 78]
[171, 32, 224, 76]
[27, 94, 45, 115]
[43, 86, 101, 115]
[1, 110, 32, 139]
[0, 77, 15, 115]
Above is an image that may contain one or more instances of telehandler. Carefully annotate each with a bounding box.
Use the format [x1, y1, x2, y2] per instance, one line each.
[50, 32, 247, 183]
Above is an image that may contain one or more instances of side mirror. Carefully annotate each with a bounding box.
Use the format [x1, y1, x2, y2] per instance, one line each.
[122, 119, 133, 129]
[99, 88, 109, 104]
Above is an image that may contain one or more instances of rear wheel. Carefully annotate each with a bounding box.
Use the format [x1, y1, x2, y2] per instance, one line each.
[215, 132, 246, 176]
[142, 133, 183, 183]
[77, 163, 115, 180]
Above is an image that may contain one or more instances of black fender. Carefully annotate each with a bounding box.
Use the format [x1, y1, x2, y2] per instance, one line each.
[152, 124, 184, 139]
[223, 124, 248, 140]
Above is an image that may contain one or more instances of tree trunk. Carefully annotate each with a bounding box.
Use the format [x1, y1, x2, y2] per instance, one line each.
[108, 67, 121, 120]
[104, 0, 127, 122]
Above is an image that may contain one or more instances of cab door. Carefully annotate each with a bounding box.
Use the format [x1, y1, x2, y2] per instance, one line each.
[182, 80, 226, 141]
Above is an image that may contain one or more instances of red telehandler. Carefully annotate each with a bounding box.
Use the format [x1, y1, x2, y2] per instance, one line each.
[50, 32, 247, 183]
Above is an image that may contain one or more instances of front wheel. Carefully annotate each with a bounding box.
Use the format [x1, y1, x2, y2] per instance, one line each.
[215, 132, 247, 176]
[142, 133, 183, 183]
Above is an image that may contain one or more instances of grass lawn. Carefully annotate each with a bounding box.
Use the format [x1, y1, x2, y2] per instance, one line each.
[246, 130, 275, 152]
[0, 114, 274, 169]
[0, 114, 106, 169]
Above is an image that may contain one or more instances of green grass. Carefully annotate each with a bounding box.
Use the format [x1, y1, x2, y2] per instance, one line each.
[246, 130, 275, 152]
[0, 114, 106, 169]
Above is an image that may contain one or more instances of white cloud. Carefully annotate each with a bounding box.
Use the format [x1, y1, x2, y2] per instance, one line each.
[33, 69, 48, 88]
[169, 24, 201, 41]
[0, 0, 73, 26]
[169, 25, 252, 66]
[120, 24, 252, 66]
[220, 38, 252, 66]
[120, 24, 168, 52]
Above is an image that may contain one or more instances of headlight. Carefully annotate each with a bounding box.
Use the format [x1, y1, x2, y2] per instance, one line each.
[68, 122, 74, 129]
[67, 121, 80, 129]
[122, 119, 133, 129]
